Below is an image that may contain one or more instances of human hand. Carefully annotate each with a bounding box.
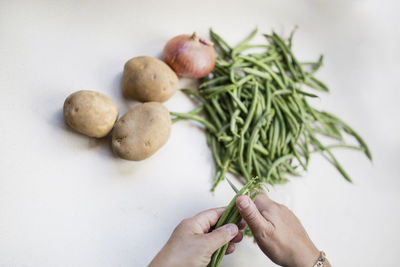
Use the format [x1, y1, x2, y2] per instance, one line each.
[149, 207, 245, 267]
[236, 193, 321, 267]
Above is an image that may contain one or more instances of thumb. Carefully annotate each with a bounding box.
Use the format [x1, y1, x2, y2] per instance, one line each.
[204, 223, 238, 252]
[236, 195, 266, 234]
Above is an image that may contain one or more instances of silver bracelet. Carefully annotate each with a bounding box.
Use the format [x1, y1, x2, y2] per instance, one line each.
[313, 251, 326, 267]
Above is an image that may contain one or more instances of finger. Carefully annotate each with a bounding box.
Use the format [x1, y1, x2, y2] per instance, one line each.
[238, 219, 246, 230]
[191, 207, 226, 233]
[204, 223, 238, 252]
[225, 243, 235, 255]
[231, 231, 243, 243]
[236, 195, 267, 234]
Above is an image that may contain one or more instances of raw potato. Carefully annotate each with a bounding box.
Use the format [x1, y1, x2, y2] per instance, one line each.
[63, 90, 119, 138]
[122, 56, 178, 102]
[112, 102, 171, 161]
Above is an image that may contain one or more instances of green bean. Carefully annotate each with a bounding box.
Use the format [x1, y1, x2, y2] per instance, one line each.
[259, 90, 266, 111]
[274, 97, 299, 134]
[182, 89, 222, 129]
[242, 67, 272, 80]
[232, 28, 258, 57]
[221, 93, 234, 114]
[254, 153, 268, 175]
[272, 32, 306, 79]
[230, 110, 241, 137]
[271, 99, 286, 144]
[206, 132, 213, 148]
[218, 135, 233, 142]
[254, 93, 263, 122]
[199, 76, 230, 89]
[309, 131, 352, 182]
[226, 91, 246, 113]
[211, 97, 228, 122]
[304, 55, 324, 77]
[203, 84, 236, 97]
[210, 28, 232, 57]
[312, 144, 366, 153]
[254, 142, 269, 156]
[214, 63, 230, 75]
[305, 76, 329, 92]
[321, 111, 372, 160]
[273, 59, 290, 86]
[268, 34, 299, 81]
[309, 76, 329, 92]
[295, 89, 319, 98]
[288, 26, 298, 49]
[212, 153, 232, 191]
[260, 54, 282, 63]
[241, 82, 259, 135]
[273, 89, 293, 96]
[266, 154, 294, 181]
[233, 44, 273, 55]
[238, 134, 250, 181]
[229, 60, 242, 83]
[170, 112, 217, 134]
[240, 55, 286, 89]
[215, 57, 232, 67]
[228, 165, 241, 175]
[291, 141, 307, 170]
[247, 110, 269, 173]
[171, 106, 204, 123]
[269, 118, 280, 159]
[236, 116, 244, 124]
[282, 161, 301, 176]
[302, 131, 310, 166]
[235, 74, 253, 87]
[303, 101, 341, 140]
[252, 153, 262, 179]
[210, 135, 223, 167]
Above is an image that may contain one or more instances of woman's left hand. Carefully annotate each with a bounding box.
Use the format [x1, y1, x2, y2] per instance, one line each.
[149, 207, 245, 267]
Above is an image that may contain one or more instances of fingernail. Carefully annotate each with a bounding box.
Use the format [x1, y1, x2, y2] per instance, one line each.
[238, 196, 250, 209]
[225, 224, 238, 236]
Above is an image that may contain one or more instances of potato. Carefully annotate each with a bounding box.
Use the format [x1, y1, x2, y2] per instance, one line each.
[63, 90, 119, 138]
[122, 56, 178, 102]
[112, 102, 171, 161]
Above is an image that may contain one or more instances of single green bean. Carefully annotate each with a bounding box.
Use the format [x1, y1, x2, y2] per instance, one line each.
[170, 112, 218, 134]
[241, 82, 259, 135]
[171, 106, 204, 123]
[232, 28, 258, 57]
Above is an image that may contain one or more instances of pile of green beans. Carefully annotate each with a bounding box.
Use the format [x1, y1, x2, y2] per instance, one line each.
[171, 28, 371, 191]
[209, 178, 261, 267]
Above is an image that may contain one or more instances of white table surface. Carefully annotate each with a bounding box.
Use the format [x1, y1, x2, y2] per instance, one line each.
[1, 0, 399, 266]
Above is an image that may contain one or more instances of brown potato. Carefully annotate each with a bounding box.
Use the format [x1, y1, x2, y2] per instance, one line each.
[112, 102, 171, 161]
[63, 90, 119, 138]
[122, 56, 178, 102]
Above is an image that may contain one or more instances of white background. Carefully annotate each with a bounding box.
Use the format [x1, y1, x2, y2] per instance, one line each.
[1, 0, 399, 266]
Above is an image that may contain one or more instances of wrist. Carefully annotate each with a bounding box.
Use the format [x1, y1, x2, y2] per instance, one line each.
[288, 245, 320, 267]
[149, 246, 181, 267]
[312, 251, 331, 267]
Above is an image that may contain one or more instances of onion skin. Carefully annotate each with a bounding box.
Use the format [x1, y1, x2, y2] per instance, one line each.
[163, 33, 216, 79]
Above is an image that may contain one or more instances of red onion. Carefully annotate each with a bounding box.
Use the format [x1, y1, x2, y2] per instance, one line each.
[163, 32, 216, 79]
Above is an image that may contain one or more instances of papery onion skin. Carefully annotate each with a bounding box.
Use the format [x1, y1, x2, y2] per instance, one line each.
[163, 33, 216, 79]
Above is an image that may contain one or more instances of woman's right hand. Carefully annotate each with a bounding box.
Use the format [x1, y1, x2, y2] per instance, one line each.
[236, 193, 326, 267]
